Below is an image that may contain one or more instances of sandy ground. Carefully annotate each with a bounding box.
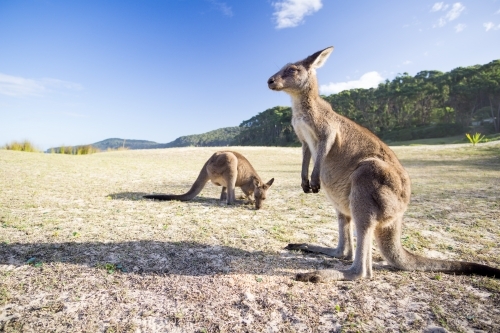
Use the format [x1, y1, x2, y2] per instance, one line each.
[1, 143, 499, 332]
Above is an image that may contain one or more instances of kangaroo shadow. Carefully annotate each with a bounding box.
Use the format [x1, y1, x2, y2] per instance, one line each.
[108, 192, 151, 201]
[109, 192, 256, 209]
[0, 240, 345, 276]
[109, 192, 217, 203]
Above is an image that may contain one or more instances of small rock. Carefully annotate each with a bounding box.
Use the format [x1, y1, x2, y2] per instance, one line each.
[244, 291, 255, 302]
[424, 326, 448, 333]
[404, 311, 422, 324]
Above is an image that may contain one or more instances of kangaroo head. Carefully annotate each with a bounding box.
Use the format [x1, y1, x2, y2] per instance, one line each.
[267, 46, 333, 95]
[253, 177, 274, 210]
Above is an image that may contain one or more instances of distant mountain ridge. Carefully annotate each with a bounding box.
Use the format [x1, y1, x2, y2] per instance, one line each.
[90, 138, 168, 150]
[46, 127, 241, 152]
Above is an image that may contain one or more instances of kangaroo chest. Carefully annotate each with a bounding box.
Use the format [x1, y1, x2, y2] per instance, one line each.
[292, 115, 319, 161]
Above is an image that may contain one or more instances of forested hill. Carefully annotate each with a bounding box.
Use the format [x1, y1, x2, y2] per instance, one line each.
[163, 127, 241, 148]
[91, 138, 165, 150]
[94, 127, 241, 149]
[234, 59, 500, 145]
[46, 127, 241, 152]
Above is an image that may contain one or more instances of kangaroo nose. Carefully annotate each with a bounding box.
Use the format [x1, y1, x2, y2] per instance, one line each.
[267, 77, 275, 85]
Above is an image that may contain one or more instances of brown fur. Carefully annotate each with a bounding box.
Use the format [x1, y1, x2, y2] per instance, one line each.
[144, 151, 274, 210]
[268, 46, 500, 281]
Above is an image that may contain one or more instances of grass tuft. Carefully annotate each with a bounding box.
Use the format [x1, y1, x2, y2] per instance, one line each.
[465, 132, 486, 146]
[2, 140, 40, 152]
[50, 145, 100, 155]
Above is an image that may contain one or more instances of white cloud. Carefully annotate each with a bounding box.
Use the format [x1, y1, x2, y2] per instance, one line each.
[0, 73, 82, 97]
[483, 22, 500, 31]
[273, 0, 323, 29]
[446, 3, 464, 21]
[455, 23, 466, 32]
[320, 72, 384, 95]
[430, 2, 449, 12]
[437, 18, 447, 27]
[403, 60, 413, 65]
[432, 2, 465, 27]
[208, 0, 233, 17]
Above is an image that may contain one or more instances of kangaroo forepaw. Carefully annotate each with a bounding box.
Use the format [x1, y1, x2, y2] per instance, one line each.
[295, 272, 323, 283]
[310, 179, 320, 193]
[301, 180, 312, 193]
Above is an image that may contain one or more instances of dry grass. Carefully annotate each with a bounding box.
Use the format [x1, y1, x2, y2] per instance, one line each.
[2, 140, 40, 153]
[50, 145, 101, 155]
[1, 143, 499, 332]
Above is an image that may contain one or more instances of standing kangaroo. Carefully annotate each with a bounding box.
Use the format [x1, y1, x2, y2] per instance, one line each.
[268, 46, 500, 281]
[144, 151, 274, 210]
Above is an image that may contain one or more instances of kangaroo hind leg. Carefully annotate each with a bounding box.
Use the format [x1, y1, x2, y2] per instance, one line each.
[224, 154, 238, 205]
[286, 211, 354, 260]
[295, 216, 376, 282]
[220, 187, 227, 202]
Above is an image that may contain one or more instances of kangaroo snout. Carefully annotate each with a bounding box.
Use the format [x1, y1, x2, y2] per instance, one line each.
[267, 76, 281, 90]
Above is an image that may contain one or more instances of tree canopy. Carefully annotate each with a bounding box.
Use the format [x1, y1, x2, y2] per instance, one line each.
[164, 127, 241, 147]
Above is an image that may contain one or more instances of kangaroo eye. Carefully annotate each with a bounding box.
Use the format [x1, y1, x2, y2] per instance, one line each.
[286, 67, 297, 74]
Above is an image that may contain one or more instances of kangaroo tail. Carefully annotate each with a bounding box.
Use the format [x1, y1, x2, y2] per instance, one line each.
[143, 162, 210, 201]
[376, 218, 500, 279]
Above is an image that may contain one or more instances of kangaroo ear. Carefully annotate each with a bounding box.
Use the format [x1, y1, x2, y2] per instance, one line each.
[266, 178, 274, 187]
[303, 46, 334, 69]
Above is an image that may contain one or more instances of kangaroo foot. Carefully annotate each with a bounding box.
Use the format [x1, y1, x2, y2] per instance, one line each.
[296, 271, 324, 283]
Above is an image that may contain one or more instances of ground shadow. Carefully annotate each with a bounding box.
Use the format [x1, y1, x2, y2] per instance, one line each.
[108, 192, 151, 200]
[0, 240, 353, 277]
[109, 192, 258, 209]
[109, 192, 218, 203]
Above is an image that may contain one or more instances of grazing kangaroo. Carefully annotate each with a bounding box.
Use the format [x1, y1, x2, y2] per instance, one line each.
[144, 151, 274, 210]
[268, 46, 500, 281]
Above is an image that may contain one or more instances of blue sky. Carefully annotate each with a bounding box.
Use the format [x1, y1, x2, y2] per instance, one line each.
[1, 0, 500, 150]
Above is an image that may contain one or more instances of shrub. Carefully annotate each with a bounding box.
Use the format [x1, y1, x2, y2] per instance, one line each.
[465, 133, 485, 146]
[50, 145, 100, 155]
[106, 146, 129, 152]
[76, 145, 100, 155]
[2, 140, 40, 152]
